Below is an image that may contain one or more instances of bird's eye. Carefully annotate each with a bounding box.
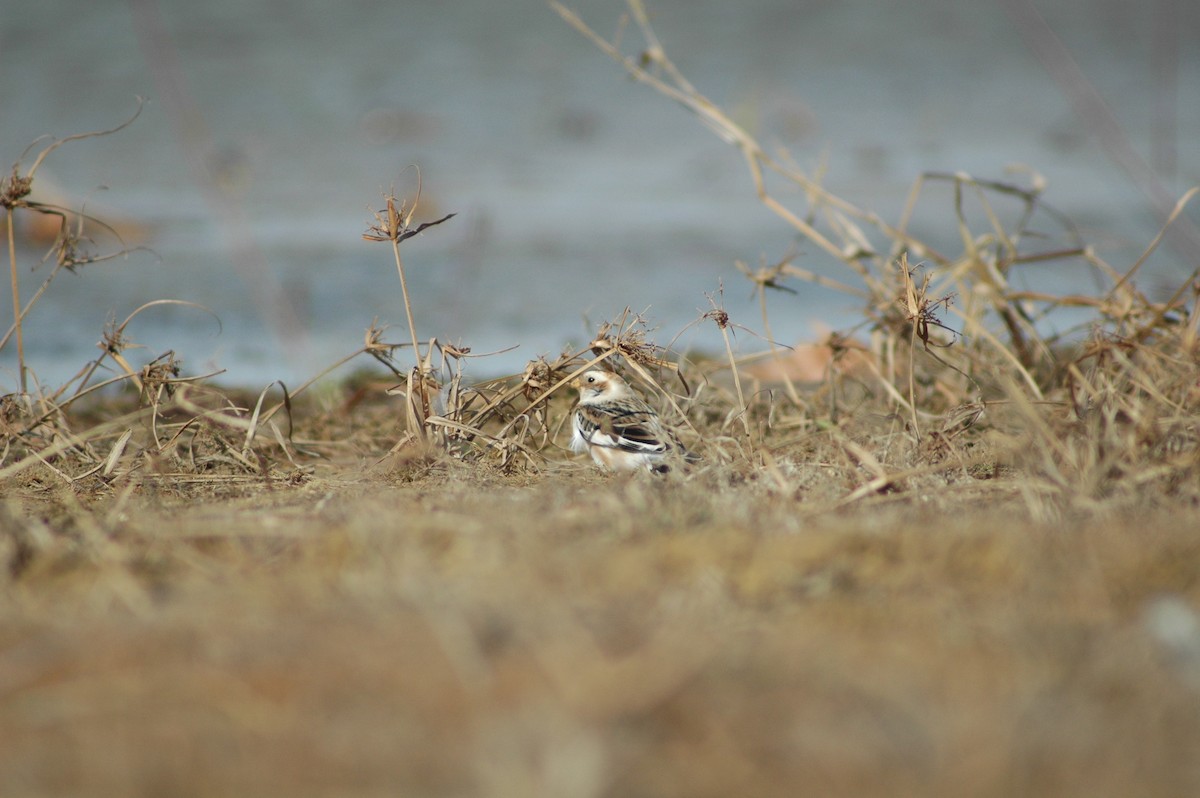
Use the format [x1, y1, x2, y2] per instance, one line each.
[587, 376, 596, 384]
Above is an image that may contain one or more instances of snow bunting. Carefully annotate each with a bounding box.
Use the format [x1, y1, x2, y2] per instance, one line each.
[570, 370, 693, 473]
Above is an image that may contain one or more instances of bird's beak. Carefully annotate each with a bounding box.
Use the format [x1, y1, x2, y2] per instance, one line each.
[569, 377, 582, 389]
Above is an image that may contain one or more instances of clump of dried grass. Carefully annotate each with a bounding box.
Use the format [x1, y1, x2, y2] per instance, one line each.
[549, 0, 1200, 517]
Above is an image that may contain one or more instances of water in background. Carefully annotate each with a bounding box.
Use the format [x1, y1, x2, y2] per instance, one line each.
[2, 0, 1197, 388]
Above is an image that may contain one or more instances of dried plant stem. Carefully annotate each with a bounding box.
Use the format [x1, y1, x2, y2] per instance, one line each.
[5, 209, 25, 393]
[364, 188, 456, 445]
[898, 261, 923, 439]
[551, 0, 928, 287]
[392, 236, 428, 444]
[717, 321, 751, 439]
[391, 237, 421, 364]
[1, 262, 68, 351]
[906, 320, 921, 440]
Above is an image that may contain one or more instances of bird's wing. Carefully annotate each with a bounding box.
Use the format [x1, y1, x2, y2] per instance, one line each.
[576, 403, 670, 455]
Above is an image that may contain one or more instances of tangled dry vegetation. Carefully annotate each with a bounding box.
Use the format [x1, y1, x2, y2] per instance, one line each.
[3, 2, 1200, 796]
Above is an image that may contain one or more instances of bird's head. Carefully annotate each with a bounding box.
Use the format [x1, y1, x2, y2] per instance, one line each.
[572, 370, 631, 404]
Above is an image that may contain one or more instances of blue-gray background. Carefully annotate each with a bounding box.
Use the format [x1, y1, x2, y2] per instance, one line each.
[2, 0, 1197, 387]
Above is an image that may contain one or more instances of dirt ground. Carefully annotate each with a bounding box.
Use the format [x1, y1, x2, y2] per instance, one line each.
[3, 452, 1200, 798]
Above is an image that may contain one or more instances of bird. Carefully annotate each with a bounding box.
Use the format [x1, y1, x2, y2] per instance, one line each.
[570, 369, 694, 473]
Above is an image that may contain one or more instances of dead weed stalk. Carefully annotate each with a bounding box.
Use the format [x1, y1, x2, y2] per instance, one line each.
[2, 100, 145, 394]
[363, 173, 455, 447]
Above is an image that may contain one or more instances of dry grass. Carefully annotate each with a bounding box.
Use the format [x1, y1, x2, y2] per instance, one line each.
[3, 2, 1200, 795]
[3, 473, 1200, 797]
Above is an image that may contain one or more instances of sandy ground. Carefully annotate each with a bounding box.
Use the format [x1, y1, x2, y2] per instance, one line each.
[3, 459, 1200, 798]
